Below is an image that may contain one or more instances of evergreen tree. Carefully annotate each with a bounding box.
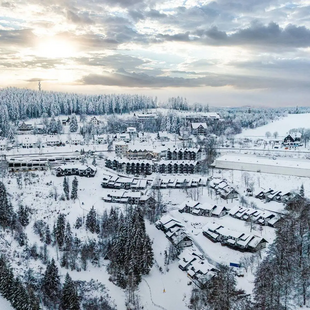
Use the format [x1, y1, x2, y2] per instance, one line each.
[49, 113, 58, 134]
[108, 207, 154, 288]
[92, 156, 97, 166]
[86, 206, 97, 234]
[56, 214, 66, 248]
[57, 119, 63, 134]
[64, 222, 73, 251]
[42, 258, 61, 307]
[45, 225, 52, 245]
[60, 273, 80, 310]
[0, 181, 13, 229]
[63, 177, 70, 200]
[71, 177, 78, 200]
[17, 204, 30, 227]
[70, 113, 78, 132]
[300, 184, 305, 198]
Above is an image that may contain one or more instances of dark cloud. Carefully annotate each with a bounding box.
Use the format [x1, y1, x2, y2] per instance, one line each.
[157, 22, 310, 49]
[0, 29, 36, 47]
[76, 54, 149, 71]
[66, 10, 94, 25]
[80, 68, 310, 89]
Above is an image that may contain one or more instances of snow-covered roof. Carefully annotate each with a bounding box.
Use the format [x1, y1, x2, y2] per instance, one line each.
[248, 236, 267, 248]
[198, 203, 216, 211]
[202, 223, 222, 233]
[191, 122, 207, 129]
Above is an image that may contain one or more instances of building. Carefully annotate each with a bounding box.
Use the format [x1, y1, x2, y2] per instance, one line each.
[94, 135, 106, 144]
[136, 114, 157, 121]
[165, 148, 202, 161]
[191, 123, 207, 135]
[44, 135, 61, 147]
[127, 149, 158, 160]
[89, 116, 101, 126]
[17, 122, 33, 133]
[126, 127, 137, 135]
[0, 139, 7, 151]
[55, 164, 97, 177]
[115, 142, 129, 157]
[19, 135, 38, 148]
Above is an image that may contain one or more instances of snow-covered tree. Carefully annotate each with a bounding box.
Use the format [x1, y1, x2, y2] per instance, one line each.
[71, 177, 78, 200]
[69, 113, 78, 132]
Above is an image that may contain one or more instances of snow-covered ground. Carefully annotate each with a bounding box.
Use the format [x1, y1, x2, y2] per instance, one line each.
[0, 296, 14, 310]
[236, 113, 310, 138]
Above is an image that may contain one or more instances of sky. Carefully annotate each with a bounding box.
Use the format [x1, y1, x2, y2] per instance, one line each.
[0, 0, 310, 106]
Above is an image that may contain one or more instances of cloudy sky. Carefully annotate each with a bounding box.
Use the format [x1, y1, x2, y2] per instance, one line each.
[0, 0, 310, 106]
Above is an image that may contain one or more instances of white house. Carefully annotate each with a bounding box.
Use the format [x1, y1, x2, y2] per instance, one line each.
[19, 135, 38, 148]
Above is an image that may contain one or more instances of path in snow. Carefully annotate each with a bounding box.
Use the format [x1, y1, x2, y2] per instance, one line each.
[142, 279, 168, 310]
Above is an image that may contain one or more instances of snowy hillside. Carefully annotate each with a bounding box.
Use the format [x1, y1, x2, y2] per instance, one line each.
[236, 113, 310, 138]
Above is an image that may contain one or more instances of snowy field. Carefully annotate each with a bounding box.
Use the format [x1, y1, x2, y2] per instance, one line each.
[236, 113, 310, 138]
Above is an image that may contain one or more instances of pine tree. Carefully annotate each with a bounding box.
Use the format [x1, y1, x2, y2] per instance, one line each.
[300, 184, 305, 198]
[70, 113, 78, 132]
[86, 206, 97, 234]
[71, 177, 78, 200]
[56, 214, 66, 248]
[0, 181, 13, 229]
[49, 113, 58, 134]
[42, 258, 61, 307]
[57, 119, 63, 134]
[63, 177, 70, 200]
[60, 273, 80, 310]
[64, 222, 72, 251]
[45, 225, 52, 245]
[17, 204, 30, 227]
[92, 156, 97, 166]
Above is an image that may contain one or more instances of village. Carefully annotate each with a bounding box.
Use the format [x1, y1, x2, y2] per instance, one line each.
[1, 110, 310, 310]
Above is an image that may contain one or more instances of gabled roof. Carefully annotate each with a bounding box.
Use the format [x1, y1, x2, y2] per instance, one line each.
[191, 122, 207, 129]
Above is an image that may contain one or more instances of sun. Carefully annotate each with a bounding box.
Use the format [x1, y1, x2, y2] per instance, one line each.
[36, 38, 76, 59]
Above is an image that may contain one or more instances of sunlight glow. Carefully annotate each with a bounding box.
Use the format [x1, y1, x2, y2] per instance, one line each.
[36, 38, 76, 58]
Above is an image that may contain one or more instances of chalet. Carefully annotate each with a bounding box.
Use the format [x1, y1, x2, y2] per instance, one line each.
[283, 134, 302, 147]
[247, 236, 268, 252]
[69, 134, 83, 145]
[218, 186, 238, 200]
[19, 135, 38, 148]
[195, 203, 216, 217]
[62, 117, 70, 125]
[168, 230, 192, 248]
[202, 223, 223, 242]
[155, 216, 182, 232]
[235, 235, 254, 251]
[178, 251, 197, 271]
[94, 135, 106, 144]
[90, 116, 101, 126]
[119, 133, 130, 143]
[103, 191, 142, 204]
[212, 206, 228, 217]
[191, 123, 207, 135]
[44, 135, 61, 147]
[179, 201, 200, 214]
[18, 122, 33, 133]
